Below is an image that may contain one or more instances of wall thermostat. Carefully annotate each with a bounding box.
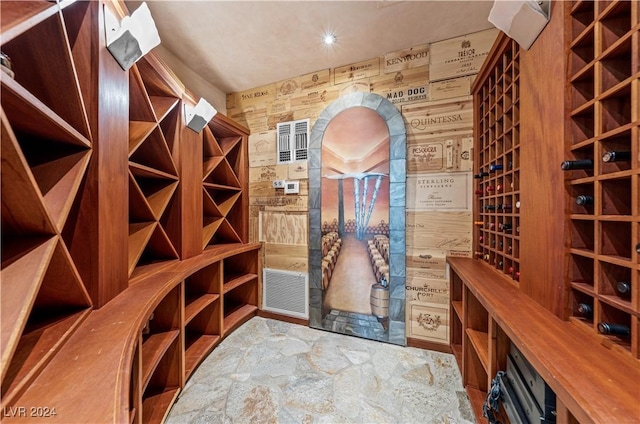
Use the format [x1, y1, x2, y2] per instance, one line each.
[284, 181, 299, 194]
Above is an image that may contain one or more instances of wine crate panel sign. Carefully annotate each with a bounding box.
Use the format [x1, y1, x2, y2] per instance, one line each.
[248, 131, 277, 167]
[338, 80, 371, 97]
[249, 165, 288, 183]
[250, 195, 308, 212]
[406, 270, 449, 304]
[406, 172, 472, 211]
[402, 96, 473, 137]
[429, 76, 471, 101]
[384, 44, 430, 73]
[407, 302, 449, 343]
[299, 69, 331, 91]
[259, 211, 308, 245]
[290, 86, 340, 110]
[268, 98, 291, 115]
[288, 162, 308, 179]
[405, 211, 472, 255]
[227, 83, 276, 110]
[334, 58, 381, 85]
[406, 248, 448, 272]
[293, 106, 324, 123]
[264, 243, 308, 272]
[429, 28, 498, 82]
[370, 67, 429, 107]
[407, 131, 473, 173]
[277, 79, 302, 98]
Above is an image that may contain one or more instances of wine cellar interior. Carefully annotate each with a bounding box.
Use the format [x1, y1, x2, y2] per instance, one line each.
[1, 0, 639, 423]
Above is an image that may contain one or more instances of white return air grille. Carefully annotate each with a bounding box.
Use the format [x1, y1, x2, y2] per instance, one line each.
[262, 268, 308, 319]
[276, 119, 309, 164]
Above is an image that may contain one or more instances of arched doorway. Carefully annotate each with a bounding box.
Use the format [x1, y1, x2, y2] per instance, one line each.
[308, 92, 407, 345]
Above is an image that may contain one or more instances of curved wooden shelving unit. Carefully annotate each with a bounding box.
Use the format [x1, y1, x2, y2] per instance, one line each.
[3, 243, 260, 424]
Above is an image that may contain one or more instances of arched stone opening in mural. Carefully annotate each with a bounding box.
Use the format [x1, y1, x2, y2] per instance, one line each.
[307, 92, 407, 345]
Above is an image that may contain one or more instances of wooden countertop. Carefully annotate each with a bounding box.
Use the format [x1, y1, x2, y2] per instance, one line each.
[448, 257, 640, 424]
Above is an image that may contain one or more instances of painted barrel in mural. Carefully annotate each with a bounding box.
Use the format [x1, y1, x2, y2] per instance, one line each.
[370, 283, 389, 318]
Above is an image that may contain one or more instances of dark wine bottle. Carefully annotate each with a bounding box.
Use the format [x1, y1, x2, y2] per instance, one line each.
[597, 322, 630, 337]
[575, 195, 594, 206]
[500, 223, 512, 232]
[576, 303, 592, 319]
[616, 281, 631, 297]
[474, 172, 490, 179]
[489, 164, 503, 172]
[602, 150, 631, 163]
[484, 204, 497, 211]
[561, 159, 593, 170]
[636, 243, 640, 254]
[499, 204, 512, 211]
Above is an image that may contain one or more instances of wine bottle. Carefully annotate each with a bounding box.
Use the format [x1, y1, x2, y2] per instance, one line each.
[597, 322, 630, 337]
[636, 242, 640, 254]
[575, 195, 593, 206]
[475, 189, 484, 195]
[474, 172, 490, 179]
[497, 260, 503, 268]
[500, 223, 512, 232]
[484, 204, 497, 211]
[616, 281, 631, 297]
[489, 164, 503, 172]
[561, 159, 593, 170]
[486, 185, 496, 193]
[602, 150, 631, 163]
[576, 303, 593, 319]
[499, 204, 512, 211]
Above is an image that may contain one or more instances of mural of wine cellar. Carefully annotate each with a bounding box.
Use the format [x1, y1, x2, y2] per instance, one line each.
[227, 28, 498, 345]
[311, 95, 405, 343]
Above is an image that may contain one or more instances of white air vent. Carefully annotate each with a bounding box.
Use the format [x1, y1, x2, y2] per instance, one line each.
[262, 268, 308, 319]
[277, 119, 309, 164]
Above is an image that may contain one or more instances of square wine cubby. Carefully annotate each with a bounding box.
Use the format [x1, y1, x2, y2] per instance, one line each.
[569, 182, 594, 215]
[600, 177, 632, 215]
[570, 289, 595, 325]
[569, 253, 594, 289]
[600, 221, 632, 259]
[598, 261, 632, 305]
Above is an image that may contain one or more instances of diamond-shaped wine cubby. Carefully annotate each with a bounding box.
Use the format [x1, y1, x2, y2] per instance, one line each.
[127, 58, 182, 278]
[1, 1, 95, 406]
[201, 125, 244, 248]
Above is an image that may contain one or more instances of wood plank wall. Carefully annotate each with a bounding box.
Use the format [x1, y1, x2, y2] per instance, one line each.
[227, 28, 498, 344]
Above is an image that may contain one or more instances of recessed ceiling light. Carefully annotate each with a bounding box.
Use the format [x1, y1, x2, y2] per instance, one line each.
[323, 33, 337, 45]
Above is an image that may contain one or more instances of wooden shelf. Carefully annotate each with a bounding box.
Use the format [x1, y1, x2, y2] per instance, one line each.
[141, 330, 180, 393]
[465, 385, 487, 423]
[449, 257, 640, 424]
[141, 388, 180, 424]
[466, 329, 489, 374]
[451, 300, 463, 320]
[184, 334, 220, 381]
[223, 273, 258, 294]
[223, 304, 258, 335]
[184, 294, 219, 325]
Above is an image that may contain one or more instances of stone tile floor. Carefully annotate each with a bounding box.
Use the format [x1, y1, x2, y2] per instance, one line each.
[167, 317, 476, 424]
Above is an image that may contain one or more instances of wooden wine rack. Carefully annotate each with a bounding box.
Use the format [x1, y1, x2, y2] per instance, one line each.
[473, 34, 521, 282]
[566, 0, 639, 359]
[1, 1, 259, 422]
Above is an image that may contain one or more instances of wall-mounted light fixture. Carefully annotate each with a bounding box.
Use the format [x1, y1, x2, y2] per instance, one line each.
[185, 98, 217, 133]
[488, 0, 549, 50]
[105, 2, 161, 71]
